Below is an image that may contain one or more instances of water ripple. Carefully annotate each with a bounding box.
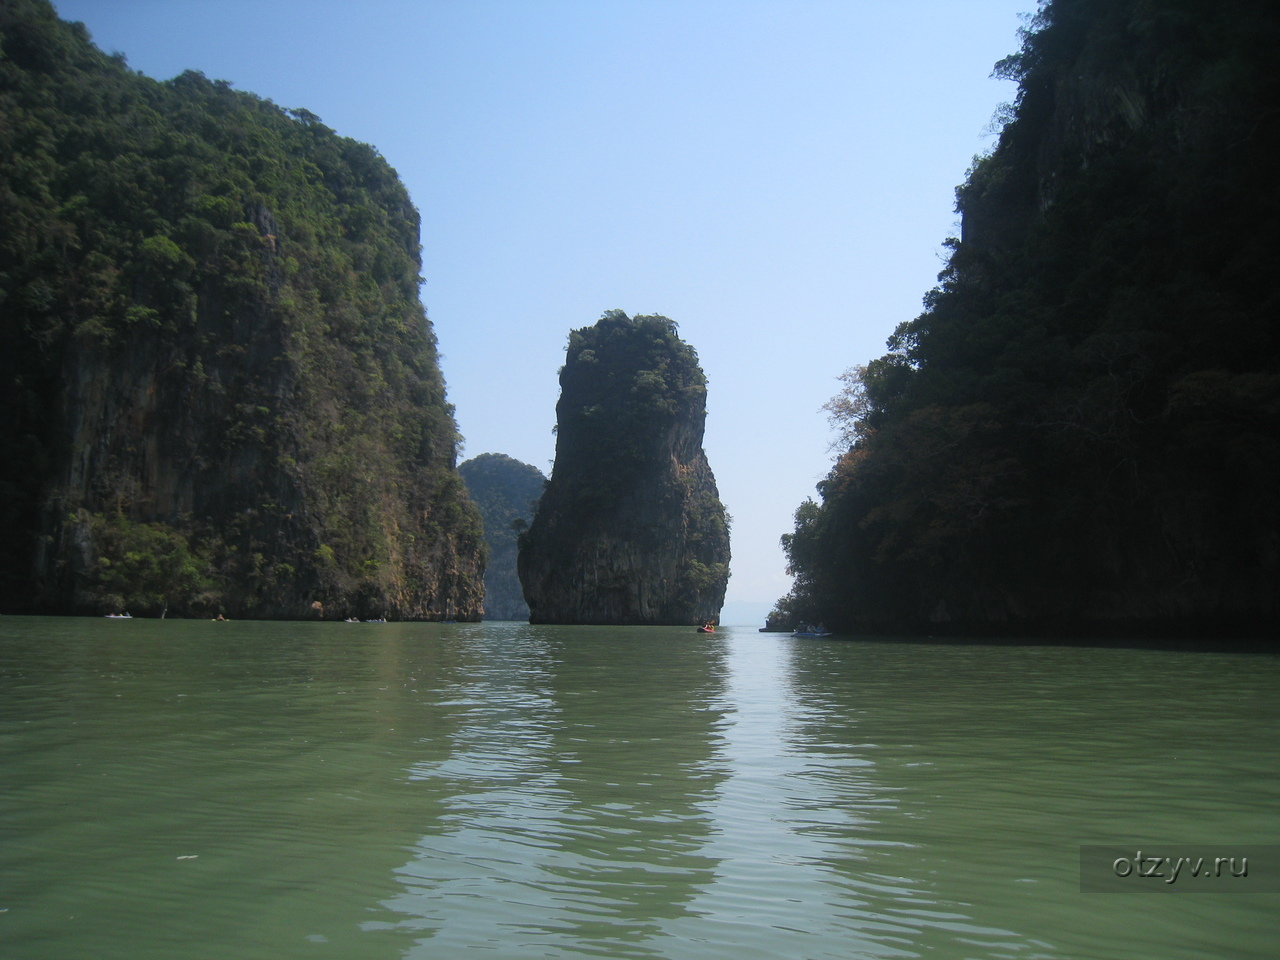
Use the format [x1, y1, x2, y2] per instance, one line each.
[2, 619, 1277, 958]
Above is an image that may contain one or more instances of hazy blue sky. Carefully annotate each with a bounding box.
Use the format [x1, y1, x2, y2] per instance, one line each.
[53, 0, 1028, 612]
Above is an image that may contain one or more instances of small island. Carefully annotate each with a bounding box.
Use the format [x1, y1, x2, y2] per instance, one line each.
[518, 311, 730, 625]
[458, 453, 547, 621]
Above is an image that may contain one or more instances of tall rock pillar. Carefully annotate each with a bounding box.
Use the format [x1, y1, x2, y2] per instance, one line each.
[518, 311, 730, 625]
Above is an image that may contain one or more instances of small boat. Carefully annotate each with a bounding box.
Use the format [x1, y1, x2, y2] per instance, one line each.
[790, 624, 831, 638]
[697, 623, 716, 633]
[364, 618, 387, 623]
[104, 613, 132, 619]
[344, 617, 360, 623]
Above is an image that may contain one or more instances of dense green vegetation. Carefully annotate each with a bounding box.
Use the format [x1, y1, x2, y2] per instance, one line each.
[554, 311, 709, 486]
[0, 0, 484, 618]
[80, 511, 221, 617]
[771, 0, 1279, 636]
[520, 311, 730, 625]
[458, 453, 546, 621]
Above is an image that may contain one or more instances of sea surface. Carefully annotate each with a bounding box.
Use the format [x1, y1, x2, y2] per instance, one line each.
[1, 616, 1276, 959]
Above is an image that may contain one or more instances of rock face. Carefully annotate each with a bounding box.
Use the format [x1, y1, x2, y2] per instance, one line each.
[0, 1, 485, 619]
[458, 453, 546, 621]
[518, 312, 730, 625]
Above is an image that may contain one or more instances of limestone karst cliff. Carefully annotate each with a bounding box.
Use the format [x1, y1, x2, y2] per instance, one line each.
[0, 0, 484, 619]
[773, 0, 1280, 637]
[518, 312, 730, 625]
[458, 453, 546, 621]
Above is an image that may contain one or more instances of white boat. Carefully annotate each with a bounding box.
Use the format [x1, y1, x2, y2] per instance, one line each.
[104, 613, 132, 619]
[790, 624, 831, 638]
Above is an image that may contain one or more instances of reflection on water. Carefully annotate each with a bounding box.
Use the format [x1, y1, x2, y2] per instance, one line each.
[779, 638, 1280, 960]
[385, 625, 730, 956]
[0, 617, 1276, 959]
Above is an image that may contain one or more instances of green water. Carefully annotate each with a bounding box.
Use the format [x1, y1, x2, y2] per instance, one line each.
[1, 617, 1276, 959]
